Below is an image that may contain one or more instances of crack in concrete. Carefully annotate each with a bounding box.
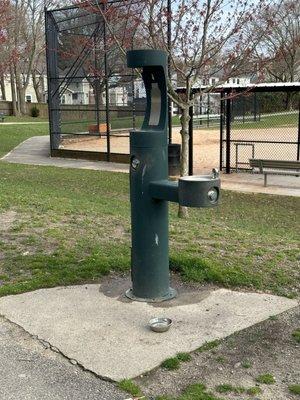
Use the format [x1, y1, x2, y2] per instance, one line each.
[0, 314, 119, 385]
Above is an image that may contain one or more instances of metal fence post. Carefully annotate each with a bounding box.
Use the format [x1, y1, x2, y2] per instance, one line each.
[189, 101, 194, 175]
[45, 9, 61, 152]
[297, 98, 300, 161]
[225, 91, 232, 173]
[103, 3, 111, 161]
[220, 91, 224, 171]
[167, 0, 172, 144]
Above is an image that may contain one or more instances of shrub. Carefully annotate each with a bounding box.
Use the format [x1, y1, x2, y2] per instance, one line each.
[31, 106, 40, 118]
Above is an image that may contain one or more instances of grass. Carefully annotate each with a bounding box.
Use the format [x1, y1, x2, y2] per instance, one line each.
[289, 384, 300, 395]
[292, 329, 300, 343]
[0, 123, 299, 298]
[215, 384, 245, 394]
[160, 353, 192, 370]
[232, 111, 298, 130]
[161, 357, 181, 370]
[269, 315, 278, 321]
[173, 383, 223, 400]
[0, 123, 49, 158]
[241, 360, 252, 369]
[197, 341, 220, 353]
[156, 383, 263, 400]
[215, 384, 262, 396]
[156, 383, 224, 400]
[0, 163, 299, 298]
[60, 115, 182, 134]
[3, 115, 48, 123]
[246, 386, 262, 395]
[118, 379, 143, 397]
[176, 353, 192, 362]
[59, 111, 299, 134]
[255, 373, 276, 384]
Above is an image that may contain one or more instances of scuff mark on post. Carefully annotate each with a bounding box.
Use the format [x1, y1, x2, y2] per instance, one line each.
[155, 234, 159, 246]
[142, 165, 147, 183]
[141, 165, 147, 195]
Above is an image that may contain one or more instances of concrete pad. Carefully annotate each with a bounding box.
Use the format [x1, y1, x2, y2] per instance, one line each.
[1, 136, 128, 173]
[0, 285, 297, 381]
[0, 317, 126, 400]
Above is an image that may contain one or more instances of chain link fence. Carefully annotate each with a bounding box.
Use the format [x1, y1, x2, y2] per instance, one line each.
[221, 90, 300, 172]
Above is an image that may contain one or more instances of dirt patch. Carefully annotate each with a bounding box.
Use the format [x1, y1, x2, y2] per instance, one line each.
[136, 305, 300, 400]
[61, 125, 298, 174]
[0, 211, 17, 231]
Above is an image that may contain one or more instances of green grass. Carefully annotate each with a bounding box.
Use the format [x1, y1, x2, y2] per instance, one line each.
[175, 383, 223, 400]
[269, 315, 278, 321]
[292, 329, 300, 343]
[0, 123, 299, 298]
[246, 386, 262, 395]
[176, 352, 192, 362]
[289, 384, 300, 395]
[0, 123, 49, 158]
[241, 360, 252, 369]
[156, 383, 263, 400]
[4, 115, 48, 123]
[232, 111, 298, 130]
[255, 373, 276, 384]
[156, 383, 224, 400]
[215, 384, 244, 394]
[60, 115, 181, 134]
[197, 340, 220, 353]
[215, 384, 262, 396]
[161, 353, 192, 371]
[0, 162, 299, 298]
[118, 379, 143, 397]
[161, 357, 180, 370]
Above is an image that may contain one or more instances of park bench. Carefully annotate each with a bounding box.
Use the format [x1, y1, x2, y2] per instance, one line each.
[0, 112, 6, 122]
[249, 158, 300, 187]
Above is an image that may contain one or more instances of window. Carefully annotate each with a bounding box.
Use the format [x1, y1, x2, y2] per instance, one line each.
[72, 93, 78, 100]
[237, 78, 240, 84]
[26, 94, 32, 103]
[212, 78, 216, 84]
[233, 78, 236, 84]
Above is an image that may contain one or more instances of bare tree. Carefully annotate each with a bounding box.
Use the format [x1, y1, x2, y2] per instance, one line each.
[5, 0, 58, 114]
[254, 0, 300, 83]
[77, 0, 276, 217]
[0, 0, 20, 113]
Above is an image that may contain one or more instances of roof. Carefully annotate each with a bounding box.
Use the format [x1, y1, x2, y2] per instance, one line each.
[176, 82, 300, 93]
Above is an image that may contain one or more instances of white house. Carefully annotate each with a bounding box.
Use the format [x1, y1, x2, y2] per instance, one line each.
[0, 75, 47, 103]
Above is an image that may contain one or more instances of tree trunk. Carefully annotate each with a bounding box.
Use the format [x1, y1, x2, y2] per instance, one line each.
[0, 75, 6, 100]
[285, 92, 294, 111]
[14, 65, 27, 115]
[9, 67, 19, 116]
[178, 107, 190, 218]
[18, 86, 27, 115]
[32, 71, 43, 103]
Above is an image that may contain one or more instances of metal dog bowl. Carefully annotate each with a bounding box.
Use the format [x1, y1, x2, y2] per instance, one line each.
[149, 317, 172, 333]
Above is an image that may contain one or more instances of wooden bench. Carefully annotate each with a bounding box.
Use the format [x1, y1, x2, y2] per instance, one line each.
[249, 159, 300, 187]
[0, 112, 6, 122]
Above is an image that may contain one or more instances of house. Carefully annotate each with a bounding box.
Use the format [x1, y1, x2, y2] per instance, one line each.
[0, 74, 47, 103]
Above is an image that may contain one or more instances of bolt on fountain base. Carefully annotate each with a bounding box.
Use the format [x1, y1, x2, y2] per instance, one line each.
[125, 288, 177, 303]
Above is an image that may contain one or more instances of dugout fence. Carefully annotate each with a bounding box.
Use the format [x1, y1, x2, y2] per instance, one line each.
[220, 86, 300, 173]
